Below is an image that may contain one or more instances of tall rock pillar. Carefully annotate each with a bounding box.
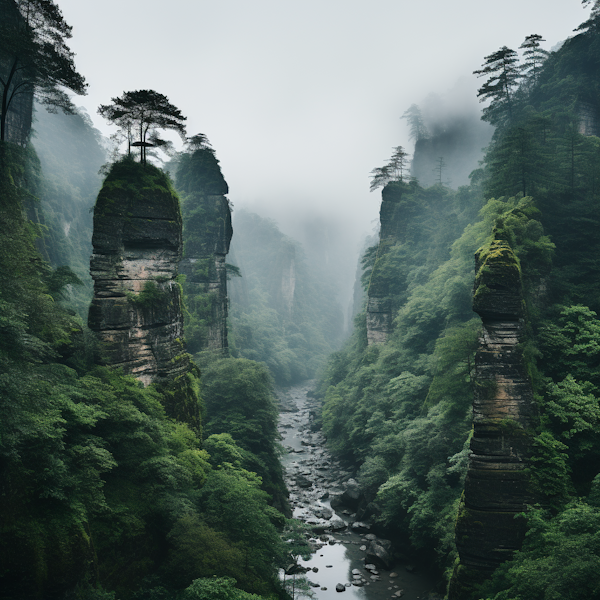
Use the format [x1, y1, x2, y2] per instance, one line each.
[88, 159, 200, 427]
[449, 239, 538, 598]
[176, 147, 233, 355]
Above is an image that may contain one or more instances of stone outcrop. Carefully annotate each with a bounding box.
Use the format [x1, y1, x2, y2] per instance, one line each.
[366, 182, 413, 345]
[176, 147, 233, 355]
[88, 159, 200, 427]
[449, 240, 538, 598]
[366, 184, 402, 345]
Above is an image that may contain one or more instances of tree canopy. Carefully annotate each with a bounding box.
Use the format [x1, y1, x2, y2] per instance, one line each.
[370, 146, 410, 191]
[473, 46, 521, 126]
[98, 89, 187, 164]
[0, 0, 87, 141]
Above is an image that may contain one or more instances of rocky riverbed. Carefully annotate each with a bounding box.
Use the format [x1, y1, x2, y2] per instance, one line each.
[277, 383, 443, 600]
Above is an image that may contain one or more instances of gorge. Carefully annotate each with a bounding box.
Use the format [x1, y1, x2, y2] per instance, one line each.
[3, 2, 600, 599]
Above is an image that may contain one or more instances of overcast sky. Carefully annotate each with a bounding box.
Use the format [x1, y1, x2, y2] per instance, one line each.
[51, 0, 592, 313]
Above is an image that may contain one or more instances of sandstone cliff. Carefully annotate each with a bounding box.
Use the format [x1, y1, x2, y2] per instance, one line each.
[176, 147, 233, 355]
[88, 159, 200, 427]
[449, 239, 538, 598]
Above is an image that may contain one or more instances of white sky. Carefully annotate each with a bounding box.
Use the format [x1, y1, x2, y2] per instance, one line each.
[52, 0, 592, 314]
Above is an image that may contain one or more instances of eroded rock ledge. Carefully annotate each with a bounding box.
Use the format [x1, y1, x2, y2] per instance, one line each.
[88, 159, 199, 426]
[449, 240, 538, 598]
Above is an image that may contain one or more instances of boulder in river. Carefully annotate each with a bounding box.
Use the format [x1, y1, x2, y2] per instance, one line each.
[366, 539, 393, 570]
[328, 516, 347, 531]
[351, 521, 371, 532]
[296, 474, 312, 488]
[336, 583, 346, 592]
[313, 506, 333, 519]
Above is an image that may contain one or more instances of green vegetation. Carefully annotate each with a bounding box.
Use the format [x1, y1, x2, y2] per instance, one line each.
[317, 187, 549, 574]
[98, 90, 187, 164]
[317, 7, 600, 596]
[0, 141, 289, 600]
[0, 0, 87, 141]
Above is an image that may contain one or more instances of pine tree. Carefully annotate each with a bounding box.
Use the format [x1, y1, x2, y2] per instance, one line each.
[520, 34, 549, 87]
[474, 46, 521, 126]
[98, 90, 187, 164]
[401, 104, 429, 142]
[0, 0, 87, 141]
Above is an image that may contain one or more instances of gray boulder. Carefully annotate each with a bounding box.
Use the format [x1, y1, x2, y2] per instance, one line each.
[365, 538, 393, 570]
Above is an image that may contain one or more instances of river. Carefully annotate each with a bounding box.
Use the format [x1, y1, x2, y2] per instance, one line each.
[277, 383, 443, 600]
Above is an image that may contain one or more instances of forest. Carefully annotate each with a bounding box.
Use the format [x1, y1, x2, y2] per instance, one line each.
[2, 0, 600, 599]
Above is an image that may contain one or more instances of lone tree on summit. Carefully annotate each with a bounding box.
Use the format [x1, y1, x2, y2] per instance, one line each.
[98, 90, 187, 164]
[0, 0, 87, 142]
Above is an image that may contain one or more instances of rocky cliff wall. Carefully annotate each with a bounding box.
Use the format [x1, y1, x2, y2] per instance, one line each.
[366, 185, 402, 345]
[179, 193, 232, 353]
[366, 182, 411, 345]
[449, 239, 538, 598]
[88, 159, 200, 427]
[177, 148, 233, 355]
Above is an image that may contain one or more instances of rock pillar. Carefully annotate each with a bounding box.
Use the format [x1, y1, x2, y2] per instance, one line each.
[88, 159, 199, 427]
[449, 240, 538, 597]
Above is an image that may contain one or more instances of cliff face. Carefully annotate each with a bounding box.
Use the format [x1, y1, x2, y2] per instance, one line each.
[366, 184, 404, 345]
[449, 240, 538, 597]
[88, 159, 200, 427]
[177, 148, 233, 355]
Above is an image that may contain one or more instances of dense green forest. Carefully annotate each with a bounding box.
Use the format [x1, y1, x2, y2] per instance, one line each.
[317, 9, 600, 600]
[0, 136, 298, 599]
[4, 1, 600, 599]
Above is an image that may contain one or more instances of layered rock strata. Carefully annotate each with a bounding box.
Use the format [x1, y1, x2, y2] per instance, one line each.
[449, 240, 538, 598]
[88, 160, 199, 426]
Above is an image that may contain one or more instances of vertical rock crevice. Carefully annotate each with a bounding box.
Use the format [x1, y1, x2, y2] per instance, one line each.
[449, 239, 538, 598]
[88, 158, 200, 428]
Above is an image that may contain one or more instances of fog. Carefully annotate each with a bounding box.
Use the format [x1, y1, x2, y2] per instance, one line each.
[50, 0, 592, 323]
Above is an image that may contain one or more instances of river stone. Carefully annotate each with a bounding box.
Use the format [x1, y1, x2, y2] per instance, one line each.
[314, 506, 333, 519]
[365, 533, 377, 541]
[329, 493, 344, 509]
[328, 516, 347, 531]
[366, 539, 393, 570]
[365, 564, 377, 572]
[296, 474, 312, 488]
[389, 572, 399, 578]
[352, 569, 361, 575]
[351, 521, 371, 532]
[335, 584, 346, 592]
[360, 545, 367, 551]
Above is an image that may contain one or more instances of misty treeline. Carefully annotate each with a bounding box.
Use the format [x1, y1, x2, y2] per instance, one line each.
[317, 4, 600, 599]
